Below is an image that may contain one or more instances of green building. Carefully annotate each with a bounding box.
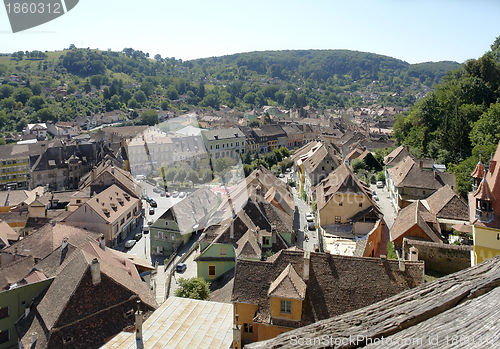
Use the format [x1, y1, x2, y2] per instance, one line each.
[0, 277, 53, 348]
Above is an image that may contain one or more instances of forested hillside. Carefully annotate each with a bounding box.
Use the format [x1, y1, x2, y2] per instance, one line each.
[0, 47, 460, 137]
[394, 36, 500, 196]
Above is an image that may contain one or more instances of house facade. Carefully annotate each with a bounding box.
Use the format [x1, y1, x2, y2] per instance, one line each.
[201, 127, 246, 160]
[62, 184, 141, 247]
[150, 187, 218, 256]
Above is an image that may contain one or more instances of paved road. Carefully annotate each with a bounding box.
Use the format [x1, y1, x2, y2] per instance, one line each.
[168, 248, 198, 297]
[370, 184, 397, 229]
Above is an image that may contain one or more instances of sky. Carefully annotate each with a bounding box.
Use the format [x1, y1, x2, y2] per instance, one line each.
[1, 0, 499, 64]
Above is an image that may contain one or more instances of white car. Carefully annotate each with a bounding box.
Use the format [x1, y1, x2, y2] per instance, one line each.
[179, 192, 186, 198]
[305, 213, 314, 222]
[376, 181, 384, 188]
[124, 240, 136, 249]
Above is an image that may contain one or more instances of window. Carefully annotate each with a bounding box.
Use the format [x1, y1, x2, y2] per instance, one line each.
[335, 216, 341, 223]
[359, 203, 362, 207]
[220, 247, 227, 256]
[280, 300, 292, 314]
[231, 142, 233, 147]
[243, 323, 253, 333]
[158, 232, 164, 239]
[208, 265, 216, 276]
[236, 141, 239, 146]
[0, 307, 9, 319]
[222, 143, 225, 148]
[127, 212, 131, 219]
[0, 330, 9, 344]
[322, 166, 325, 170]
[171, 234, 175, 241]
[216, 144, 219, 150]
[121, 218, 125, 225]
[210, 145, 213, 150]
[263, 237, 270, 245]
[339, 202, 343, 206]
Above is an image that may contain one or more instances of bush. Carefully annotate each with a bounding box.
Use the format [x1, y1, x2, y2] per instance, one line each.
[174, 277, 210, 300]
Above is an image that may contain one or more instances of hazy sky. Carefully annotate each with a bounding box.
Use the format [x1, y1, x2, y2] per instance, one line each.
[1, 0, 499, 64]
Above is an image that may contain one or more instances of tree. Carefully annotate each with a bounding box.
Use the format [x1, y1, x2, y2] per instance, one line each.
[140, 110, 158, 126]
[214, 158, 228, 173]
[160, 100, 170, 110]
[174, 168, 186, 183]
[0, 85, 15, 99]
[134, 90, 147, 104]
[174, 277, 210, 300]
[90, 75, 103, 89]
[167, 86, 178, 100]
[186, 170, 199, 187]
[127, 98, 139, 109]
[154, 54, 163, 62]
[350, 158, 366, 172]
[28, 96, 45, 111]
[35, 107, 57, 123]
[13, 87, 33, 105]
[83, 79, 91, 93]
[165, 168, 177, 183]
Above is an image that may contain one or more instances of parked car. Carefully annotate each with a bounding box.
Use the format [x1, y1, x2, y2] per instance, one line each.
[142, 225, 150, 234]
[373, 193, 379, 201]
[160, 191, 165, 197]
[147, 219, 154, 226]
[172, 191, 179, 198]
[179, 192, 186, 198]
[153, 187, 160, 193]
[124, 240, 136, 248]
[150, 200, 157, 208]
[134, 233, 142, 241]
[165, 192, 172, 197]
[308, 221, 316, 230]
[145, 197, 153, 204]
[149, 208, 155, 215]
[279, 173, 285, 178]
[376, 181, 384, 188]
[176, 263, 187, 272]
[305, 213, 314, 222]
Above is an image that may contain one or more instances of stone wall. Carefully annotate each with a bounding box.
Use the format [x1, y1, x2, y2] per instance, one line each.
[403, 237, 473, 275]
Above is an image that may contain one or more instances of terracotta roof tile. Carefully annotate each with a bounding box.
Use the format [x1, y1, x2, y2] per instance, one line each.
[232, 250, 424, 328]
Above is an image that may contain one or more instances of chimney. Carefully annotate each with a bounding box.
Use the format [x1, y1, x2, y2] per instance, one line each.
[399, 259, 405, 271]
[111, 164, 115, 175]
[91, 166, 97, 182]
[91, 258, 101, 285]
[303, 251, 310, 281]
[98, 234, 105, 250]
[409, 246, 419, 261]
[61, 237, 68, 250]
[419, 160, 423, 170]
[135, 300, 143, 341]
[490, 160, 497, 174]
[31, 332, 37, 346]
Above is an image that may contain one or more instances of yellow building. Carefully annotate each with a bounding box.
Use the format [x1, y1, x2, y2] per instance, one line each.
[231, 248, 424, 348]
[469, 144, 500, 265]
[315, 163, 383, 257]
